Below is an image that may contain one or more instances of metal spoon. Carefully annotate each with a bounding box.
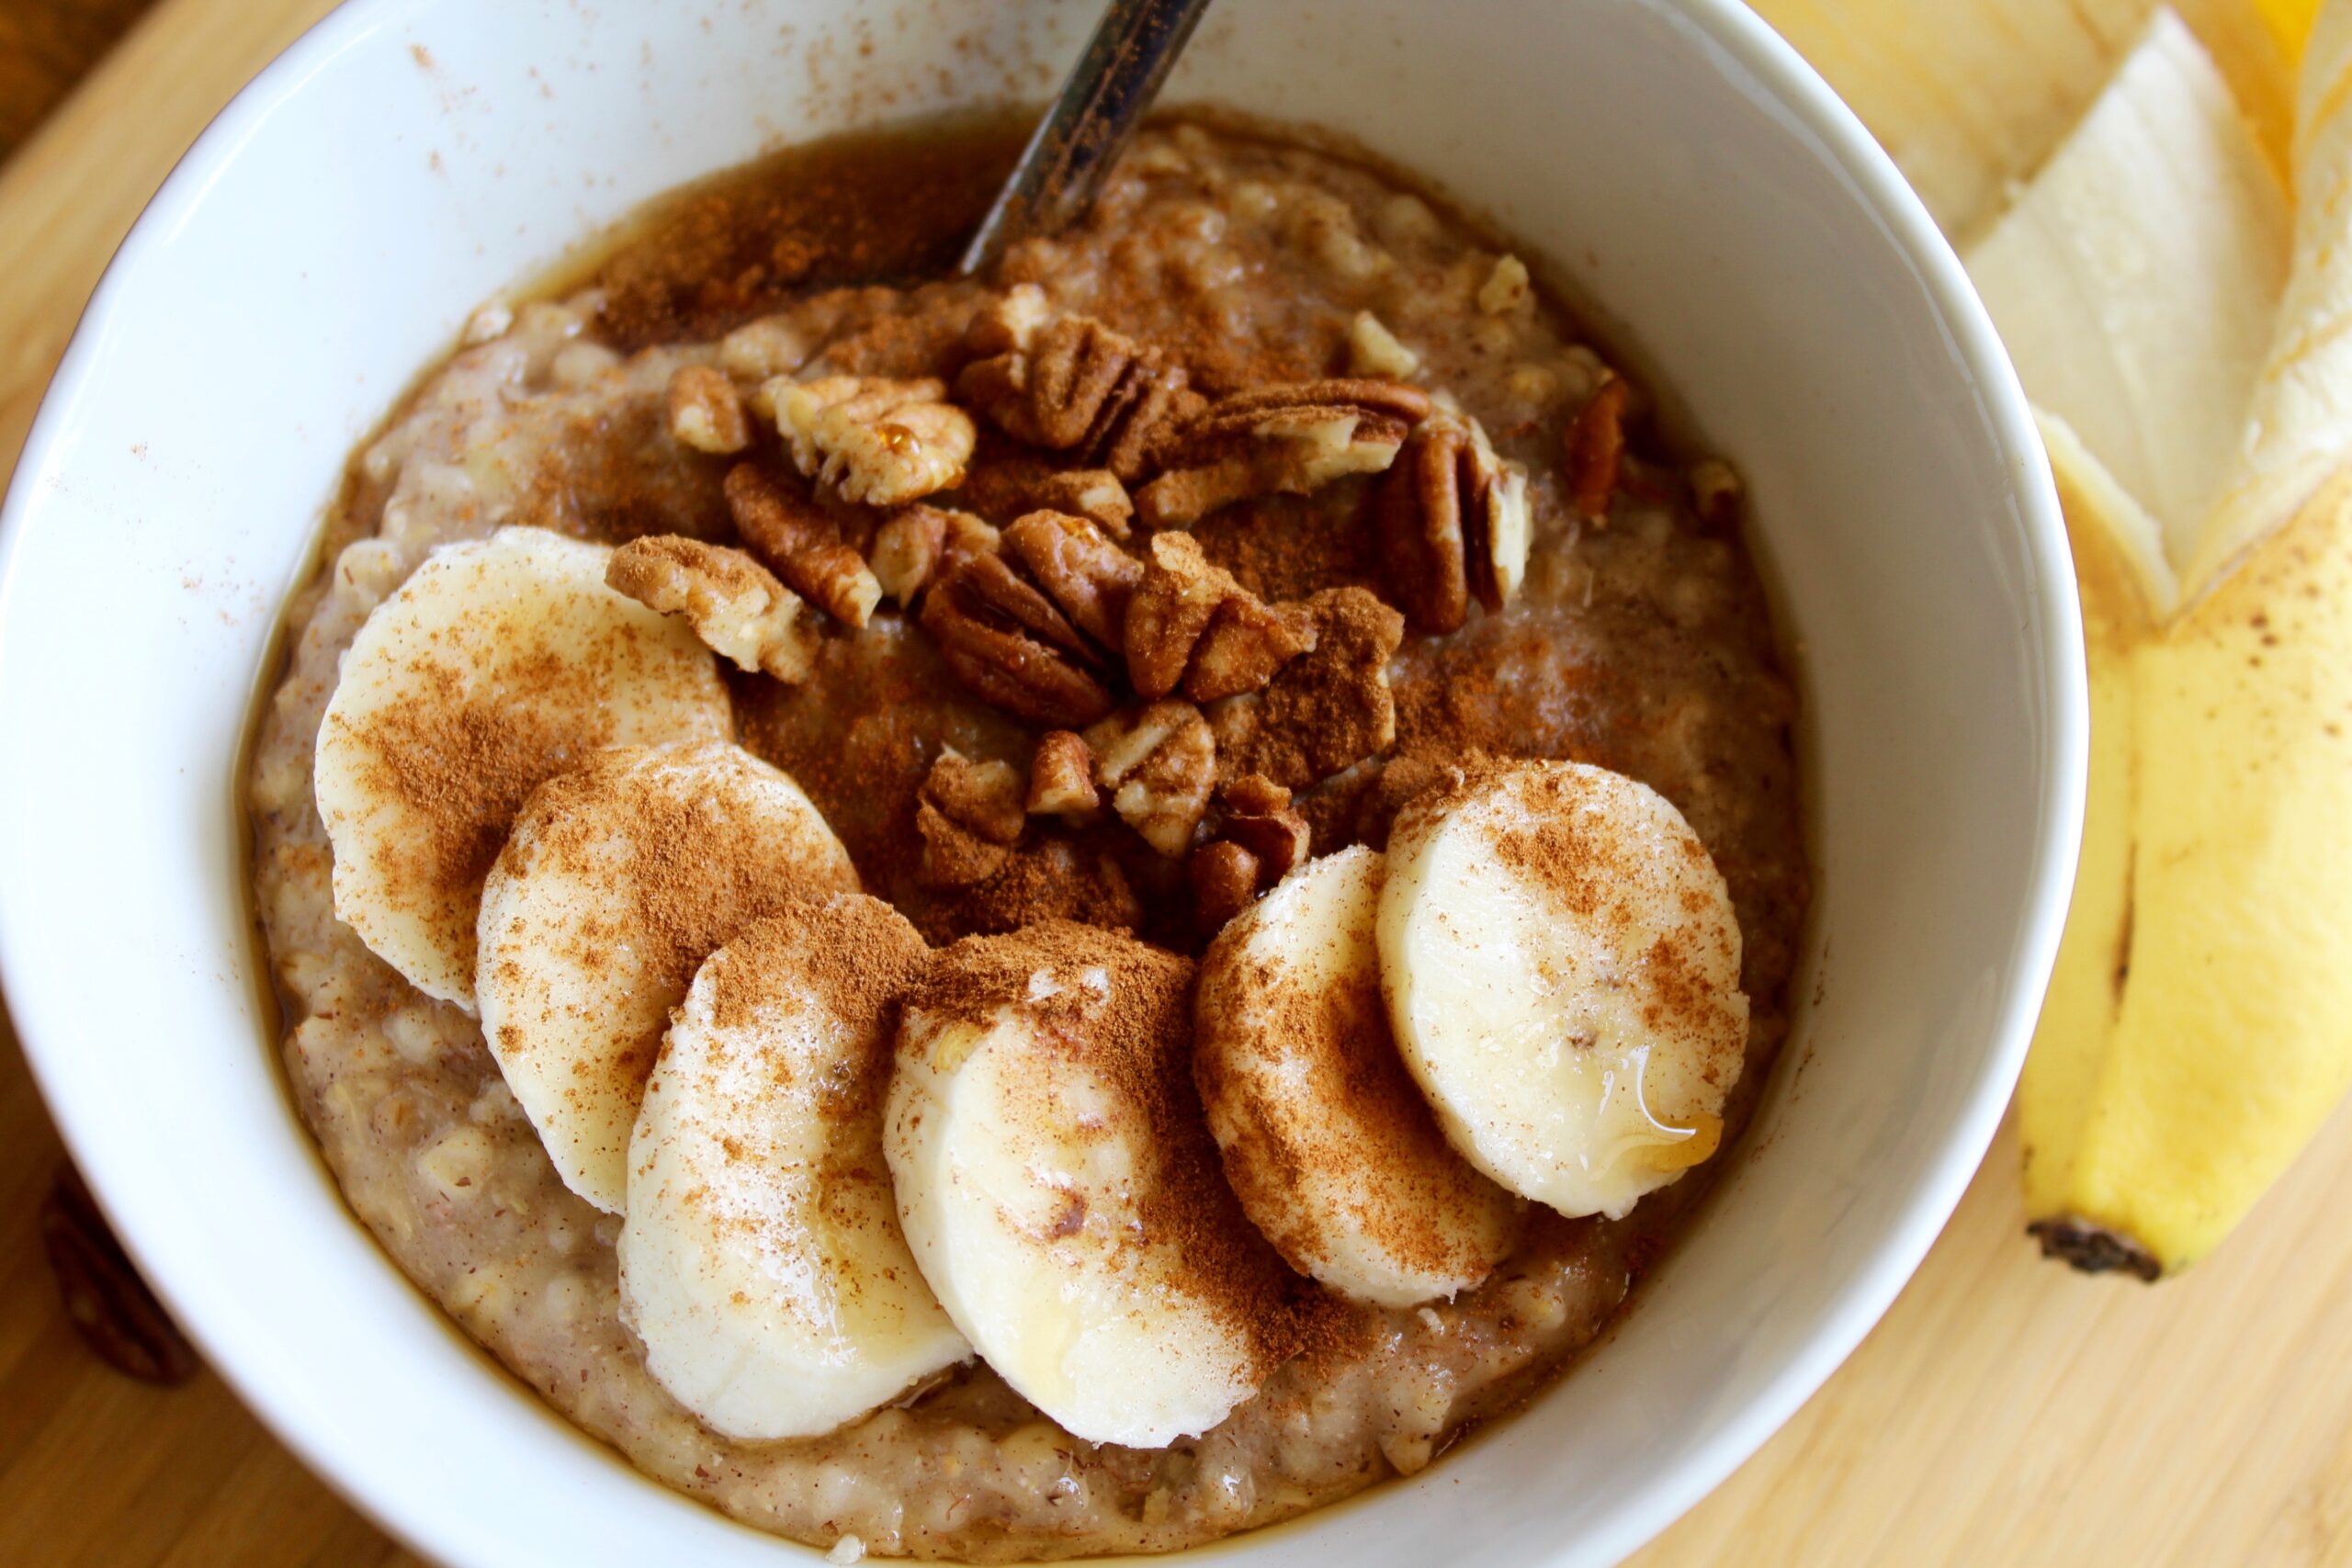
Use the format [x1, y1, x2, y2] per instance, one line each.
[957, 0, 1216, 276]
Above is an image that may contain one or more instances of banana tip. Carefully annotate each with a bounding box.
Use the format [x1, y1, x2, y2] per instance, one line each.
[2027, 1217, 2162, 1281]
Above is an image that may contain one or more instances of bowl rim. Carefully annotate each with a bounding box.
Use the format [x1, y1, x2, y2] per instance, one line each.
[0, 0, 2085, 1562]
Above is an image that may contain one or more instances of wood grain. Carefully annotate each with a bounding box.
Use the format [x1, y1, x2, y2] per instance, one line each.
[3, 1, 2351, 1564]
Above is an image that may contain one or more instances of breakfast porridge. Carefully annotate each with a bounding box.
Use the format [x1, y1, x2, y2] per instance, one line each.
[247, 114, 1809, 1560]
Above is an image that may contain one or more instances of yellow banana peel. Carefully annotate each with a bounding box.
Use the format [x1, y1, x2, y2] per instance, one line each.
[1751, 0, 2352, 1277]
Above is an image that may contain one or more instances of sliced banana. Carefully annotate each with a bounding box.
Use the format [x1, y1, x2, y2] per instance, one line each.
[619, 898, 968, 1439]
[314, 525, 730, 1010]
[885, 922, 1294, 1449]
[1378, 761, 1747, 1221]
[1196, 846, 1521, 1307]
[477, 740, 859, 1213]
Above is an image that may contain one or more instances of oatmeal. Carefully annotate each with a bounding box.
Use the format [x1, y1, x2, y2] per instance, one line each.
[248, 116, 1807, 1560]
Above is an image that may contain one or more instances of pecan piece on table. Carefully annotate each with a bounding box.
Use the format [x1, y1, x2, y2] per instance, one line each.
[42, 1162, 200, 1387]
[922, 557, 1115, 728]
[725, 463, 884, 627]
[1566, 377, 1629, 522]
[767, 374, 976, 506]
[606, 534, 817, 682]
[665, 364, 751, 455]
[1084, 699, 1218, 856]
[1124, 532, 1316, 703]
[1374, 412, 1532, 635]
[917, 747, 1028, 887]
[957, 306, 1203, 482]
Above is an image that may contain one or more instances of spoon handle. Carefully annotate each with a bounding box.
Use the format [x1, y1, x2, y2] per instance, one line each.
[956, 0, 1216, 277]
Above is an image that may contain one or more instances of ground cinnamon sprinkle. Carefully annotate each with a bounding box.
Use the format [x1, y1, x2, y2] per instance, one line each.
[590, 114, 1031, 352]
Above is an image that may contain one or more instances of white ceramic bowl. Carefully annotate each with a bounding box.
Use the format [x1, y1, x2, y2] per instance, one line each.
[0, 2, 2082, 1563]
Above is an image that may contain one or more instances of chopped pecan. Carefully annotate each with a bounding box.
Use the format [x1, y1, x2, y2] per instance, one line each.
[718, 315, 809, 381]
[1124, 532, 1315, 702]
[922, 559, 1115, 728]
[1374, 412, 1532, 634]
[725, 464, 883, 626]
[43, 1163, 199, 1386]
[870, 505, 951, 606]
[1033, 468, 1136, 539]
[1689, 457, 1743, 532]
[1136, 378, 1432, 528]
[1027, 730, 1101, 818]
[768, 374, 976, 505]
[1212, 587, 1405, 791]
[1189, 840, 1261, 933]
[666, 364, 750, 454]
[958, 311, 1203, 481]
[1001, 510, 1143, 650]
[606, 534, 816, 682]
[961, 282, 1053, 358]
[1477, 254, 1533, 315]
[1348, 310, 1420, 379]
[1215, 773, 1310, 883]
[1084, 700, 1217, 856]
[916, 747, 1027, 887]
[1567, 377, 1629, 521]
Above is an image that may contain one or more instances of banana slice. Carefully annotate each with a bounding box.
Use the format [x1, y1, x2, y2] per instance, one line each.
[314, 525, 730, 1010]
[1196, 846, 1521, 1307]
[885, 922, 1295, 1449]
[1377, 761, 1748, 1221]
[618, 898, 969, 1439]
[477, 740, 859, 1213]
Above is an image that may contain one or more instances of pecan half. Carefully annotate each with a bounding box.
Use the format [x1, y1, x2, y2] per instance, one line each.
[958, 311, 1203, 481]
[725, 463, 883, 626]
[922, 558, 1115, 728]
[1567, 377, 1629, 522]
[917, 747, 1027, 887]
[1084, 699, 1217, 856]
[1002, 510, 1143, 651]
[768, 374, 976, 505]
[1027, 729, 1101, 818]
[1374, 412, 1531, 634]
[42, 1163, 199, 1386]
[606, 534, 816, 681]
[666, 364, 750, 454]
[1124, 532, 1315, 702]
[1211, 586, 1405, 791]
[1136, 378, 1432, 528]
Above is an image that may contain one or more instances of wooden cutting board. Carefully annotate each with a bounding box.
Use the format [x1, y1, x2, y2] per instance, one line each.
[5, 1, 2352, 1562]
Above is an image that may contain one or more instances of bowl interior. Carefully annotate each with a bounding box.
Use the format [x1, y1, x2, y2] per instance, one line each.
[0, 1, 2078, 1564]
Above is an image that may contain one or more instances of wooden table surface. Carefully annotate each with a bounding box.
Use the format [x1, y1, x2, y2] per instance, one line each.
[6, 1, 2352, 1563]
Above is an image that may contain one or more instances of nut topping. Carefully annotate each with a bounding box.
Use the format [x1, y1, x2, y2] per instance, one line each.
[1212, 587, 1405, 791]
[1124, 532, 1315, 703]
[1374, 412, 1532, 634]
[1027, 730, 1102, 818]
[606, 534, 816, 682]
[768, 374, 976, 505]
[1214, 773, 1311, 884]
[916, 747, 1028, 887]
[922, 559, 1115, 728]
[665, 365, 750, 454]
[1136, 378, 1433, 529]
[1084, 700, 1218, 856]
[725, 464, 884, 627]
[1567, 377, 1629, 522]
[870, 504, 952, 606]
[1002, 510, 1144, 651]
[957, 310, 1203, 481]
[1189, 840, 1261, 933]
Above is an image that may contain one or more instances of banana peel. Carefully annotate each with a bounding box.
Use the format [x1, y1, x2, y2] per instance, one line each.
[1759, 0, 2352, 1278]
